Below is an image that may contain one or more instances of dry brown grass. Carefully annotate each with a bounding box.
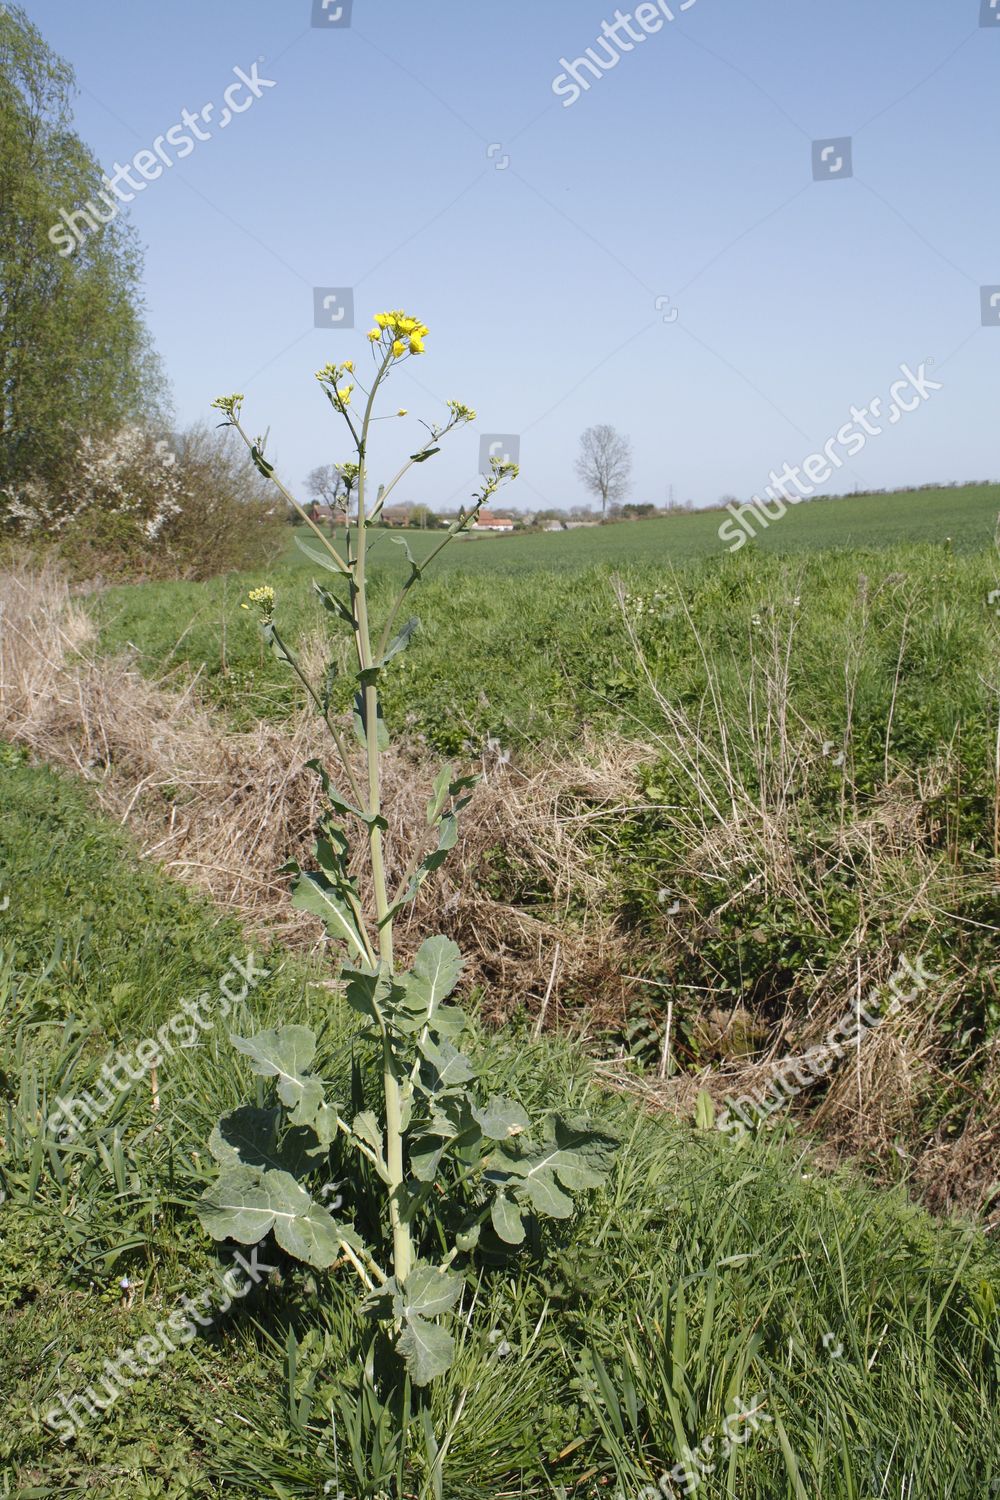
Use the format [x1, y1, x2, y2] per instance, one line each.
[0, 559, 635, 1019]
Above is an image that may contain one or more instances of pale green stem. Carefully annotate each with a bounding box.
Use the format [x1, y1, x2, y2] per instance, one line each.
[353, 348, 414, 1286]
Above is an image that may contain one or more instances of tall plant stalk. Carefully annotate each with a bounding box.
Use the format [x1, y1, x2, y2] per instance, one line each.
[200, 312, 618, 1438]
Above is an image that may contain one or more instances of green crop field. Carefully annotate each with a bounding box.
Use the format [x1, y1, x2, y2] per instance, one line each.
[281, 482, 999, 578]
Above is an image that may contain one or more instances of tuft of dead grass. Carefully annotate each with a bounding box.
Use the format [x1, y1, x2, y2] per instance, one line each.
[0, 559, 634, 1018]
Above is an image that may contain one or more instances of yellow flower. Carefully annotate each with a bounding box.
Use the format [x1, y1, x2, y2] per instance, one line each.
[392, 339, 406, 358]
[397, 408, 408, 416]
[374, 313, 391, 329]
[245, 584, 275, 618]
[337, 385, 354, 405]
[409, 333, 425, 355]
[342, 360, 354, 372]
[367, 329, 380, 343]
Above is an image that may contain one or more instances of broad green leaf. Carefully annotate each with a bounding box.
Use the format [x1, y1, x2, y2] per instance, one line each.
[288, 1075, 339, 1145]
[402, 1264, 463, 1319]
[409, 446, 441, 463]
[342, 965, 397, 1031]
[409, 1133, 447, 1183]
[199, 1164, 276, 1244]
[208, 1109, 324, 1177]
[537, 1114, 620, 1191]
[361, 1277, 401, 1322]
[515, 1170, 574, 1219]
[352, 1109, 384, 1163]
[291, 871, 369, 959]
[472, 1095, 530, 1141]
[411, 936, 463, 1009]
[419, 1037, 475, 1094]
[499, 1114, 618, 1193]
[230, 1026, 317, 1102]
[295, 532, 349, 576]
[274, 1194, 357, 1266]
[392, 937, 465, 1033]
[390, 535, 423, 586]
[381, 617, 419, 665]
[352, 691, 390, 752]
[208, 1106, 281, 1169]
[489, 1114, 618, 1221]
[398, 1314, 454, 1386]
[199, 1166, 359, 1270]
[491, 1192, 526, 1245]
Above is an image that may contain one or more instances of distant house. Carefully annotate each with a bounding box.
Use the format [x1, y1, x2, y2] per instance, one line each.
[472, 510, 514, 532]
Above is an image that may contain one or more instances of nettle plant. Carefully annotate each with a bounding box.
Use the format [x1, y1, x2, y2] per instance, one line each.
[201, 310, 617, 1389]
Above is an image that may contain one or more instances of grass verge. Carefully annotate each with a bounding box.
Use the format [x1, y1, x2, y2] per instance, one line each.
[2, 752, 999, 1498]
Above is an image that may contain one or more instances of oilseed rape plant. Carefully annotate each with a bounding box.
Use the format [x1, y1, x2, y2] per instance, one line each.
[202, 312, 618, 1459]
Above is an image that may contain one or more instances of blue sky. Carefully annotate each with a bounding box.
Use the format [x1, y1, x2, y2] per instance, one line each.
[23, 0, 1000, 514]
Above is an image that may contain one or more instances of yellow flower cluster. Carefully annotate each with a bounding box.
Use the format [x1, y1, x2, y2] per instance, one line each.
[367, 311, 428, 357]
[241, 584, 276, 617]
[315, 361, 357, 409]
[447, 400, 477, 424]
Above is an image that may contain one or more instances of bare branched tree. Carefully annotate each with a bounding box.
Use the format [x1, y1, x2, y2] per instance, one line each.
[305, 463, 349, 515]
[574, 425, 632, 516]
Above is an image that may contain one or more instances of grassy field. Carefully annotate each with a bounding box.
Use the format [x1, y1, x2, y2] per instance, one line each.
[4, 480, 1000, 1496]
[89, 513, 1000, 1209]
[3, 751, 1000, 1498]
